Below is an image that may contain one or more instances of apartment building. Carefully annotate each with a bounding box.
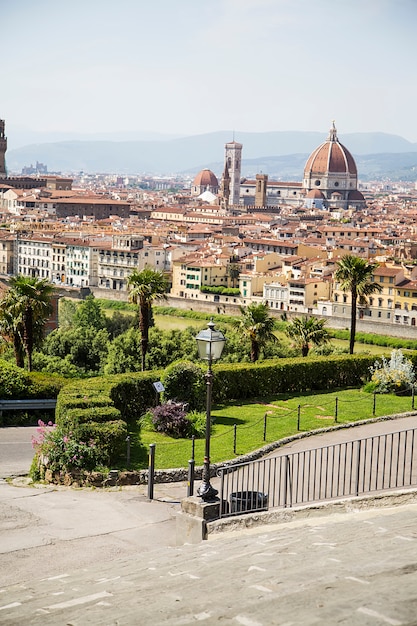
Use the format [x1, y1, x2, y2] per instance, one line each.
[171, 254, 229, 300]
[264, 277, 331, 314]
[16, 234, 54, 280]
[65, 238, 98, 288]
[393, 276, 417, 326]
[97, 234, 145, 291]
[0, 233, 14, 275]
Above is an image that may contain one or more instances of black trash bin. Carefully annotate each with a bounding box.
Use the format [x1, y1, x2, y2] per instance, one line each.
[230, 491, 268, 514]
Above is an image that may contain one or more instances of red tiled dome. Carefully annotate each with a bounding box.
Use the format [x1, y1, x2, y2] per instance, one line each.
[306, 189, 325, 199]
[192, 169, 219, 187]
[348, 189, 365, 201]
[304, 124, 357, 177]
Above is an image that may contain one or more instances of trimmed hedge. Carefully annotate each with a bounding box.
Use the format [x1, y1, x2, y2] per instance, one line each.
[71, 420, 127, 465]
[54, 354, 383, 469]
[0, 360, 65, 399]
[55, 371, 162, 467]
[109, 371, 160, 422]
[211, 354, 377, 402]
[329, 329, 417, 351]
[53, 351, 417, 469]
[0, 360, 66, 426]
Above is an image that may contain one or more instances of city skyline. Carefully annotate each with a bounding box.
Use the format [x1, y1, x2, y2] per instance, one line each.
[2, 0, 417, 143]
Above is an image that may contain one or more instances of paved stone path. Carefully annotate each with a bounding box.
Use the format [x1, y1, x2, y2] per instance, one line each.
[1, 502, 417, 625]
[1, 416, 417, 624]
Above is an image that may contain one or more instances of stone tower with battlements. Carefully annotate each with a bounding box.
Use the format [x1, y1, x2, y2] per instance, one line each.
[0, 119, 7, 178]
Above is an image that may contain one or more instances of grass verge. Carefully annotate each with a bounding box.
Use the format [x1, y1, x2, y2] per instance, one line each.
[123, 388, 416, 471]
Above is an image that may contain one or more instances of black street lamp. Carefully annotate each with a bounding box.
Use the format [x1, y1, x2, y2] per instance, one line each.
[195, 320, 226, 501]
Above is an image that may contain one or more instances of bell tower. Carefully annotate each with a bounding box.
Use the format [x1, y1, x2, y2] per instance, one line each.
[224, 140, 242, 207]
[0, 119, 7, 178]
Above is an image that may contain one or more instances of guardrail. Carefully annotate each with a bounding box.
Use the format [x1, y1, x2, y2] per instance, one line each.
[0, 399, 57, 413]
[218, 427, 417, 517]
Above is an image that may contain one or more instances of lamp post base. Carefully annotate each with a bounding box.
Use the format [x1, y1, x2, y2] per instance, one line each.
[197, 482, 218, 502]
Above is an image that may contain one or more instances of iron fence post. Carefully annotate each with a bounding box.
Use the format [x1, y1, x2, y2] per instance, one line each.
[126, 435, 131, 468]
[187, 459, 195, 497]
[233, 423, 237, 454]
[373, 392, 376, 416]
[335, 397, 338, 423]
[297, 405, 301, 431]
[263, 413, 267, 441]
[148, 443, 155, 500]
[356, 439, 362, 496]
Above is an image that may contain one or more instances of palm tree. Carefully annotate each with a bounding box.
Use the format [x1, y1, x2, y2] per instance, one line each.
[286, 315, 329, 357]
[0, 290, 25, 368]
[0, 276, 55, 370]
[227, 262, 240, 289]
[233, 302, 276, 362]
[127, 268, 169, 371]
[334, 255, 382, 354]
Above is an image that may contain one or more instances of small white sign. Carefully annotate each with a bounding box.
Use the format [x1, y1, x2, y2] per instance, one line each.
[153, 381, 165, 393]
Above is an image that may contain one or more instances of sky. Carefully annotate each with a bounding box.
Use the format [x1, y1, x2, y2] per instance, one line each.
[2, 0, 417, 143]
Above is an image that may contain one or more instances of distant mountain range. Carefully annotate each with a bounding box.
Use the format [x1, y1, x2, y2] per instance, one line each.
[5, 130, 417, 181]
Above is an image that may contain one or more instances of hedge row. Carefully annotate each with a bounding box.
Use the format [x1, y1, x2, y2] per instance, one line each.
[211, 354, 378, 402]
[0, 360, 65, 399]
[55, 371, 163, 465]
[54, 354, 383, 466]
[0, 360, 66, 426]
[329, 329, 417, 350]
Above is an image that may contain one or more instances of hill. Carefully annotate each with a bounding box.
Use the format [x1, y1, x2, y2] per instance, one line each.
[5, 130, 417, 180]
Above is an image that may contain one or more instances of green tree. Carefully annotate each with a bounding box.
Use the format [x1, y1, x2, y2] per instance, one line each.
[104, 327, 142, 374]
[73, 294, 107, 331]
[232, 302, 277, 362]
[335, 255, 382, 354]
[58, 298, 78, 330]
[0, 276, 54, 371]
[127, 268, 169, 371]
[286, 315, 329, 357]
[105, 310, 135, 340]
[43, 326, 109, 374]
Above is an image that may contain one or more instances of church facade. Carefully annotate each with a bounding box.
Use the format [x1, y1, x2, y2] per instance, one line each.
[219, 123, 366, 211]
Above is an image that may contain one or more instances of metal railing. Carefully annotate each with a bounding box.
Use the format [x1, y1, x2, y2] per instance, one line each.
[0, 398, 57, 413]
[218, 427, 417, 518]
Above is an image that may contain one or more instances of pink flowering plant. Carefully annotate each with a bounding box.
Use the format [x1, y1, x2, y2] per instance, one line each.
[31, 419, 100, 476]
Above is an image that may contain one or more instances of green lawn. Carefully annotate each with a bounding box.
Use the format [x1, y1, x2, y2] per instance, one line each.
[127, 389, 416, 471]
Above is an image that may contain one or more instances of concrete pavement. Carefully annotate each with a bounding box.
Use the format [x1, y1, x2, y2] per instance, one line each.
[1, 416, 417, 624]
[1, 501, 417, 624]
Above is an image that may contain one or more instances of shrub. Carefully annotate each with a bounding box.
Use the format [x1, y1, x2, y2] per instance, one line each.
[31, 420, 101, 477]
[369, 349, 415, 394]
[187, 410, 207, 437]
[162, 361, 206, 411]
[0, 360, 34, 398]
[149, 401, 191, 438]
[144, 403, 207, 439]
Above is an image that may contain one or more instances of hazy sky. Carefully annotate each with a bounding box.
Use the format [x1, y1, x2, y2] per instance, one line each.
[2, 0, 417, 141]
